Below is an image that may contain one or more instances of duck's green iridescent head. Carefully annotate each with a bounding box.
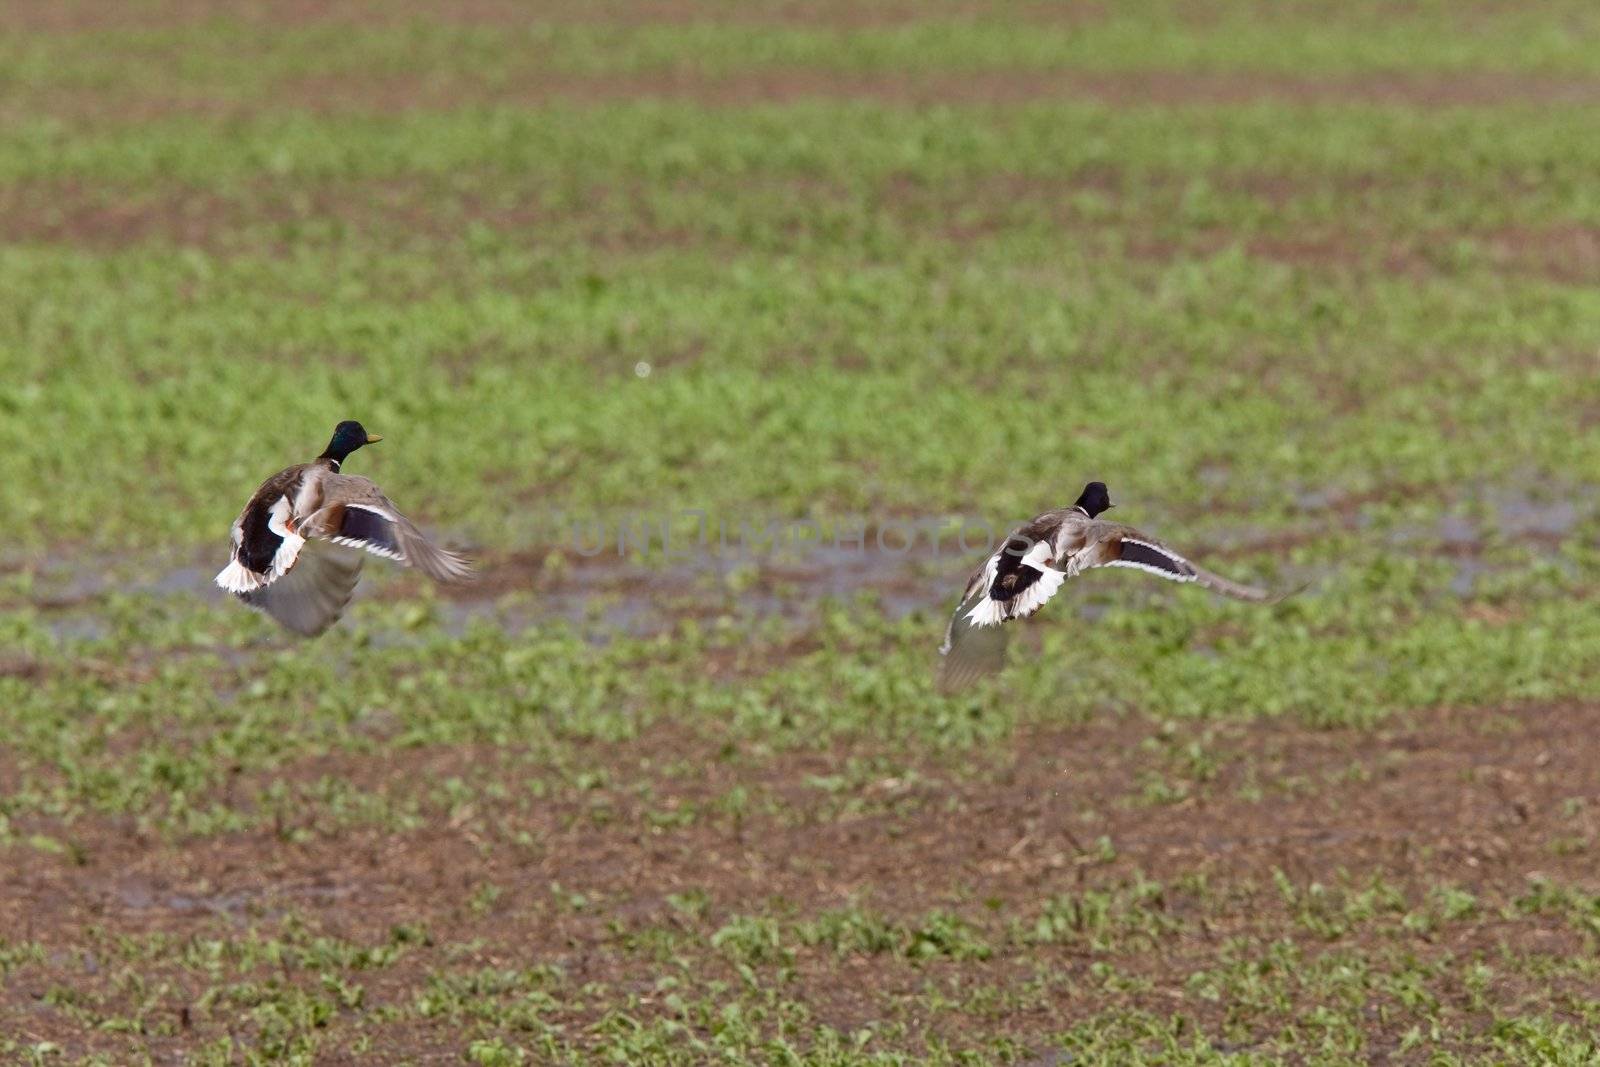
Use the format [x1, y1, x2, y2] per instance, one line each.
[1074, 481, 1113, 518]
[320, 420, 381, 464]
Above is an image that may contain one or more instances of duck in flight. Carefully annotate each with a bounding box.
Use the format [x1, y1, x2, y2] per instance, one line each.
[938, 482, 1290, 690]
[215, 421, 472, 635]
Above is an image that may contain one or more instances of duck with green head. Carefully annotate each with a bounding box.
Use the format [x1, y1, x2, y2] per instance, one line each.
[938, 481, 1292, 691]
[215, 420, 472, 635]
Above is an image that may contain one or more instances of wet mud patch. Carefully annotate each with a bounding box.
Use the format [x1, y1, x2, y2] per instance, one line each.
[3, 525, 976, 645]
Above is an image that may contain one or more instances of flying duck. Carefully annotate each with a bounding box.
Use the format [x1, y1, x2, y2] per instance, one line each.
[215, 421, 472, 635]
[938, 481, 1287, 690]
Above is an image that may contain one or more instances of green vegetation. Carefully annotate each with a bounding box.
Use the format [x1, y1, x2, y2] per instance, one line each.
[4, 1, 1600, 1062]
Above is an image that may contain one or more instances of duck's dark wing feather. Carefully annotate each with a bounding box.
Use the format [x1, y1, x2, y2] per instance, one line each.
[322, 502, 407, 562]
[1079, 522, 1282, 602]
[303, 475, 472, 583]
[235, 468, 304, 573]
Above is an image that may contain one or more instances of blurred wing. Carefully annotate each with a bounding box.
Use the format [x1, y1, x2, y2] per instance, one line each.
[937, 587, 1013, 693]
[237, 540, 364, 636]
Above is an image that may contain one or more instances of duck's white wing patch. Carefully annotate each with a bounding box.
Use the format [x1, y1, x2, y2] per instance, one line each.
[263, 497, 306, 579]
[963, 539, 1064, 627]
[215, 496, 303, 593]
[938, 520, 1072, 691]
[237, 541, 364, 637]
[1012, 565, 1067, 616]
[216, 512, 257, 592]
[961, 552, 1000, 606]
[1018, 536, 1055, 570]
[215, 558, 264, 594]
[964, 567, 1066, 626]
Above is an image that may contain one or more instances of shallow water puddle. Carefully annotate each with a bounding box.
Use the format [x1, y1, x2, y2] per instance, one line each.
[7, 487, 1592, 648]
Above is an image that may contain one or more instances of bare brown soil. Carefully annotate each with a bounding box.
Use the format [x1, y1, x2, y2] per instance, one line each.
[0, 0, 1108, 32]
[1488, 225, 1600, 286]
[5, 698, 1598, 1059]
[17, 68, 1600, 129]
[0, 178, 702, 255]
[0, 181, 239, 251]
[0, 0, 1564, 34]
[259, 68, 1600, 115]
[6, 175, 1593, 292]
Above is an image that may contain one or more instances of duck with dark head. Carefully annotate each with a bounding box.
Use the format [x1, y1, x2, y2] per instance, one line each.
[317, 419, 382, 473]
[938, 480, 1292, 691]
[215, 420, 470, 636]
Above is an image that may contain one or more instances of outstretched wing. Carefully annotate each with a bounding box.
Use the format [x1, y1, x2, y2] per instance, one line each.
[237, 539, 364, 636]
[1080, 522, 1284, 602]
[302, 475, 472, 584]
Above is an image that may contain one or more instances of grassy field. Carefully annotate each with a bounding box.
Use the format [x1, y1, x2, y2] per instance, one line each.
[5, 1, 1600, 1063]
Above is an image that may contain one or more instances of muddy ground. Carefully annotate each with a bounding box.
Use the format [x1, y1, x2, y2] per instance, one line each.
[5, 696, 1598, 1059]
